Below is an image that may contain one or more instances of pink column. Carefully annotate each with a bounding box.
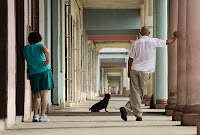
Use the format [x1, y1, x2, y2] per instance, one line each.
[172, 0, 187, 121]
[165, 0, 178, 116]
[181, 0, 200, 126]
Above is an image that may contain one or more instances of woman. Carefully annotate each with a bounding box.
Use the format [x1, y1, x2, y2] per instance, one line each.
[23, 32, 55, 122]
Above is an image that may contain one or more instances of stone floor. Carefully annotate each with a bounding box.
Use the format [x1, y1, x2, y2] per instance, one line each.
[0, 97, 197, 135]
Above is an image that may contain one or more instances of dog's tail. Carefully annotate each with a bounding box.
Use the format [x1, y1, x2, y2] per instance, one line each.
[89, 107, 91, 111]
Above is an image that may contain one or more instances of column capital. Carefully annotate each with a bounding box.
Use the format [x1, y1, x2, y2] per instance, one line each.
[139, 4, 144, 10]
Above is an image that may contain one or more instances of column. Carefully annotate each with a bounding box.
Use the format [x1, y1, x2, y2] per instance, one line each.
[149, 0, 153, 16]
[139, 5, 144, 28]
[97, 55, 100, 95]
[126, 57, 130, 91]
[146, 74, 153, 106]
[146, 0, 154, 105]
[165, 0, 178, 116]
[7, 0, 17, 126]
[43, 0, 52, 111]
[172, 0, 186, 121]
[144, 0, 153, 105]
[144, 0, 149, 19]
[105, 73, 108, 93]
[101, 68, 104, 94]
[120, 76, 123, 95]
[147, 0, 154, 38]
[87, 45, 92, 99]
[182, 0, 200, 126]
[52, 0, 65, 106]
[123, 68, 127, 95]
[155, 0, 168, 109]
[153, 0, 157, 108]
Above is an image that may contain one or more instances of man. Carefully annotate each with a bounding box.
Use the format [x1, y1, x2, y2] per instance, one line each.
[120, 26, 178, 121]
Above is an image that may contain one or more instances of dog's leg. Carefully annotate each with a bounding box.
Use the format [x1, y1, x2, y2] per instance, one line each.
[105, 107, 108, 112]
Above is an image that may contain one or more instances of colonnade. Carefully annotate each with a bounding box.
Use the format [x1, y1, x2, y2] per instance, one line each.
[164, 1, 200, 133]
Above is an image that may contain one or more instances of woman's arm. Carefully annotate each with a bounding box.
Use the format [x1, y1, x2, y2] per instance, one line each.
[41, 46, 50, 66]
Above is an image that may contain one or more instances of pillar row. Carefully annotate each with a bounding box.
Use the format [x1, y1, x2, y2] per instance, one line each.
[172, 0, 187, 121]
[145, 0, 154, 106]
[139, 5, 144, 28]
[182, 0, 200, 126]
[101, 68, 105, 94]
[165, 0, 178, 116]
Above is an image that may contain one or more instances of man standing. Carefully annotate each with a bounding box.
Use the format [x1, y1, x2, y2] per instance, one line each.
[120, 26, 178, 121]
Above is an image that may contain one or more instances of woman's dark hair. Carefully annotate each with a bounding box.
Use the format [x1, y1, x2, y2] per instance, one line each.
[28, 32, 42, 44]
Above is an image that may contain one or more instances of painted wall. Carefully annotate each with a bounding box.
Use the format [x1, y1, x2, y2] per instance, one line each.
[83, 9, 141, 30]
[86, 29, 140, 36]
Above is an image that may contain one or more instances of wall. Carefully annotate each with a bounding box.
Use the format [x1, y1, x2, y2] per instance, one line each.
[83, 9, 141, 30]
[86, 29, 140, 36]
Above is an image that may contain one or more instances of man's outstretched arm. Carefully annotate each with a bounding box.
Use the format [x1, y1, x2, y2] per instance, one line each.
[128, 57, 133, 78]
[166, 31, 179, 45]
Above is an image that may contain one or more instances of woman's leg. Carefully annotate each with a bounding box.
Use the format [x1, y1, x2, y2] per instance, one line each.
[33, 92, 41, 115]
[40, 90, 48, 117]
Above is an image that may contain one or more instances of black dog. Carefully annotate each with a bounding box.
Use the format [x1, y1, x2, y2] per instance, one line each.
[89, 94, 111, 112]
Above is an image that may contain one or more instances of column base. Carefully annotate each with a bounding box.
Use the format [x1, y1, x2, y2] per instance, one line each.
[155, 99, 167, 109]
[81, 92, 87, 101]
[145, 96, 151, 106]
[65, 102, 75, 107]
[165, 104, 176, 116]
[197, 114, 200, 135]
[182, 113, 198, 126]
[123, 87, 127, 95]
[181, 105, 200, 126]
[172, 105, 184, 121]
[87, 91, 94, 100]
[142, 95, 147, 104]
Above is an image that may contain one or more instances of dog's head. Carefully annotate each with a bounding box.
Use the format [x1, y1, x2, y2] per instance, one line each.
[104, 94, 111, 101]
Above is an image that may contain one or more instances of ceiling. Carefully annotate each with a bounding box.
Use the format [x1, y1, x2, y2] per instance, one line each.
[79, 0, 144, 9]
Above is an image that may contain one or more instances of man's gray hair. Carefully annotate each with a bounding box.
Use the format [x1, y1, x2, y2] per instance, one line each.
[141, 26, 150, 34]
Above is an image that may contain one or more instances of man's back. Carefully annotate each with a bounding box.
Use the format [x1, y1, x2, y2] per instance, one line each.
[129, 36, 166, 73]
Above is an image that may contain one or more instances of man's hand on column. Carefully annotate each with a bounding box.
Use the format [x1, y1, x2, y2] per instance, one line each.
[173, 31, 179, 38]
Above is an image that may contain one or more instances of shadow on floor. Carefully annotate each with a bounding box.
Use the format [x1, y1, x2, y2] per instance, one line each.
[47, 112, 165, 116]
[7, 125, 179, 131]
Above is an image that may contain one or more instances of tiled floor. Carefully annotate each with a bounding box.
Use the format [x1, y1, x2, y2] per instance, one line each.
[0, 97, 196, 135]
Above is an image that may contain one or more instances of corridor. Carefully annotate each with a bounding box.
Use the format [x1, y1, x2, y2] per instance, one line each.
[1, 97, 196, 135]
[1, 0, 200, 134]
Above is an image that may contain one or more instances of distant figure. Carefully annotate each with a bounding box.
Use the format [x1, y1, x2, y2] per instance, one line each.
[23, 32, 55, 122]
[118, 90, 120, 95]
[120, 26, 178, 121]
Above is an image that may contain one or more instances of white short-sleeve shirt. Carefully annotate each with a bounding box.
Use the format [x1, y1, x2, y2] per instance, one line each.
[129, 36, 166, 73]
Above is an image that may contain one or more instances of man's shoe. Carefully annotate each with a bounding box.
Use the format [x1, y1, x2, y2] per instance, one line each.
[32, 115, 39, 122]
[120, 107, 127, 121]
[39, 116, 50, 122]
[136, 117, 142, 121]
